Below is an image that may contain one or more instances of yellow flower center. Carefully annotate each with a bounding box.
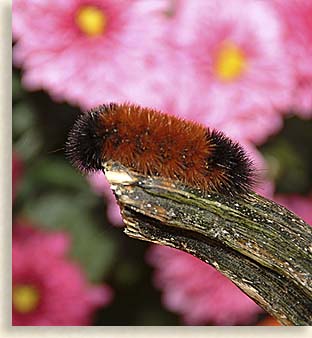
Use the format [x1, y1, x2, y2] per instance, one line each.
[215, 42, 247, 81]
[13, 285, 40, 314]
[75, 6, 107, 37]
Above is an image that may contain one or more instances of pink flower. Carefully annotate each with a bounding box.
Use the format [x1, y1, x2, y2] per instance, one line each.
[274, 193, 312, 225]
[12, 152, 23, 202]
[273, 0, 312, 117]
[163, 0, 294, 144]
[12, 223, 113, 325]
[146, 245, 263, 325]
[13, 0, 169, 109]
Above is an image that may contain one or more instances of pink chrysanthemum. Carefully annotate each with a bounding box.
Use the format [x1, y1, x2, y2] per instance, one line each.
[146, 245, 263, 325]
[164, 0, 294, 144]
[12, 223, 113, 325]
[274, 193, 312, 225]
[273, 0, 312, 117]
[13, 0, 169, 109]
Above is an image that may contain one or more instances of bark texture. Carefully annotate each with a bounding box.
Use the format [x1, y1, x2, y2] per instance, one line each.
[104, 161, 312, 325]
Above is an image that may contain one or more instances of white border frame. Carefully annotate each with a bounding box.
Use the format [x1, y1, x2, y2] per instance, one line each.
[2, 0, 311, 336]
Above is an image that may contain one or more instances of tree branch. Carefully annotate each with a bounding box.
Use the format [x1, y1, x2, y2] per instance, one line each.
[104, 161, 312, 325]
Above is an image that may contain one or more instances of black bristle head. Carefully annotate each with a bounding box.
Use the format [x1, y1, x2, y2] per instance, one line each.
[66, 110, 104, 174]
[208, 129, 256, 194]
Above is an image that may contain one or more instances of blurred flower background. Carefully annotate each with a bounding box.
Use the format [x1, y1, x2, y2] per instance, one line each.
[12, 0, 312, 326]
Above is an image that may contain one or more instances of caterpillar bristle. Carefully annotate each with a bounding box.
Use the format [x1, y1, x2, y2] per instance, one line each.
[66, 111, 103, 174]
[66, 103, 256, 195]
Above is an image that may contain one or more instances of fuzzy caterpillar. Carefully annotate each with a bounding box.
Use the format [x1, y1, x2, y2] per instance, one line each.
[66, 103, 255, 195]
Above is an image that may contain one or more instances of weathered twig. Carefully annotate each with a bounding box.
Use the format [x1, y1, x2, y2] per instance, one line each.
[104, 161, 312, 325]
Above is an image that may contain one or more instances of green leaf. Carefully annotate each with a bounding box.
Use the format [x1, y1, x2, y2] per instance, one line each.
[21, 193, 117, 282]
[23, 158, 91, 192]
[12, 72, 24, 100]
[13, 102, 42, 161]
[13, 102, 36, 137]
[14, 129, 42, 161]
[262, 138, 309, 193]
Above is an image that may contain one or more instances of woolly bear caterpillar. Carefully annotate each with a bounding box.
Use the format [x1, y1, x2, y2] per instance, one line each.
[66, 103, 255, 195]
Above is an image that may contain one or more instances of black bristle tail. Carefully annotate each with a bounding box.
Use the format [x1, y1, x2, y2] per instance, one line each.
[206, 129, 256, 194]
